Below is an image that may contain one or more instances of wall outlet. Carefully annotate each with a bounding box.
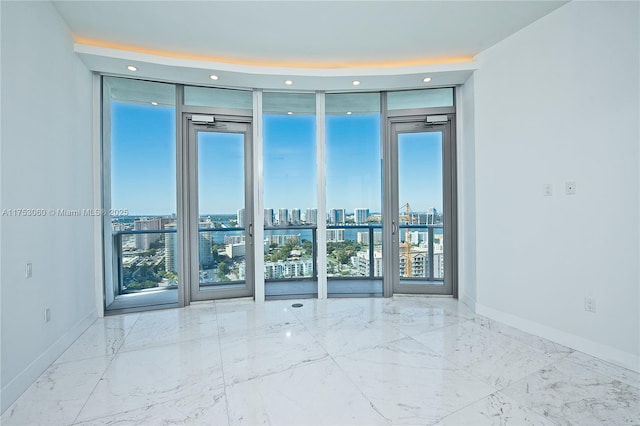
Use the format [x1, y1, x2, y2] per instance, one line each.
[543, 184, 553, 196]
[584, 297, 596, 313]
[26, 262, 32, 278]
[566, 181, 577, 195]
[44, 308, 51, 323]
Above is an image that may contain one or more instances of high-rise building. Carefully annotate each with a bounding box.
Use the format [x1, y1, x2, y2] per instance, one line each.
[291, 208, 301, 225]
[164, 222, 177, 273]
[357, 231, 383, 245]
[351, 250, 382, 276]
[305, 208, 318, 225]
[399, 247, 429, 278]
[224, 235, 245, 244]
[267, 234, 301, 246]
[134, 217, 162, 250]
[237, 208, 245, 227]
[199, 219, 214, 266]
[354, 208, 370, 224]
[326, 229, 345, 242]
[278, 208, 289, 226]
[329, 208, 345, 224]
[264, 208, 274, 226]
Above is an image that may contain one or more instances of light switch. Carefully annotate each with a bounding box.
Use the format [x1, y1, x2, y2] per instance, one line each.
[566, 182, 577, 195]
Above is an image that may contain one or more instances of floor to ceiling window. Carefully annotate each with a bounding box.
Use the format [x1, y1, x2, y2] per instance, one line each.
[102, 81, 456, 310]
[325, 93, 383, 296]
[262, 92, 318, 298]
[103, 77, 178, 312]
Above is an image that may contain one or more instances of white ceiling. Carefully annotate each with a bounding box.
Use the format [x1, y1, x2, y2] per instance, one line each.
[53, 0, 569, 90]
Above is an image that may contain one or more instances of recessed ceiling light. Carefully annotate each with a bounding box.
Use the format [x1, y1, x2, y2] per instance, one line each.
[209, 74, 219, 80]
[285, 80, 293, 85]
[287, 111, 293, 115]
[127, 65, 137, 71]
[352, 80, 361, 86]
[346, 111, 352, 115]
[423, 77, 432, 83]
[151, 102, 158, 106]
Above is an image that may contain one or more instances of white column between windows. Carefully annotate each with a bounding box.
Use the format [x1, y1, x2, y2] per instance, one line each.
[316, 92, 327, 299]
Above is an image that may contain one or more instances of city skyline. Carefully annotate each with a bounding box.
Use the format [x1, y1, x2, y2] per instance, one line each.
[110, 102, 444, 216]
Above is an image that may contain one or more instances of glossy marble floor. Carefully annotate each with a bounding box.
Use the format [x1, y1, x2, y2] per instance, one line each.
[2, 296, 639, 425]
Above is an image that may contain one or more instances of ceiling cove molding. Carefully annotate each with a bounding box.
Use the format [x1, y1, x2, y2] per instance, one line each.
[75, 43, 478, 92]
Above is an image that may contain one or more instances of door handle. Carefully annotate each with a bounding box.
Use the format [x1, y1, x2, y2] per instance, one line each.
[392, 221, 397, 235]
[248, 223, 253, 238]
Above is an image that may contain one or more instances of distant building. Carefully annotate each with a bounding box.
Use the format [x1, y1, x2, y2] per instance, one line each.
[305, 208, 318, 225]
[351, 250, 382, 276]
[278, 208, 289, 226]
[264, 259, 313, 279]
[291, 208, 301, 225]
[237, 208, 245, 227]
[199, 219, 214, 266]
[134, 217, 162, 250]
[264, 208, 274, 226]
[329, 208, 345, 224]
[224, 235, 244, 244]
[225, 242, 245, 258]
[326, 229, 345, 242]
[164, 222, 177, 272]
[354, 208, 370, 224]
[357, 231, 382, 245]
[399, 247, 430, 278]
[267, 233, 300, 246]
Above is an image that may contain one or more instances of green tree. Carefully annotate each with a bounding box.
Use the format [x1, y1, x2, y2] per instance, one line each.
[217, 262, 229, 281]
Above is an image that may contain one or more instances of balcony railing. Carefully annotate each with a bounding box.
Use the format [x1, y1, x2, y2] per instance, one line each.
[112, 222, 443, 295]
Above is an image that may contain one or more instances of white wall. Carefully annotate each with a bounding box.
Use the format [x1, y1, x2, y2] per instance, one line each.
[457, 74, 477, 308]
[1, 1, 97, 412]
[469, 1, 639, 371]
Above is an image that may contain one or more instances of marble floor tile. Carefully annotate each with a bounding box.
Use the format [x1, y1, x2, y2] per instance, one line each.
[119, 305, 218, 352]
[433, 391, 555, 425]
[473, 316, 573, 357]
[3, 297, 637, 426]
[219, 321, 329, 385]
[289, 297, 386, 323]
[413, 320, 565, 389]
[215, 299, 300, 337]
[378, 299, 469, 337]
[307, 316, 410, 357]
[225, 358, 389, 425]
[334, 337, 496, 425]
[55, 314, 140, 364]
[76, 336, 225, 422]
[74, 389, 228, 426]
[501, 357, 640, 426]
[420, 297, 477, 317]
[1, 357, 111, 426]
[558, 350, 640, 389]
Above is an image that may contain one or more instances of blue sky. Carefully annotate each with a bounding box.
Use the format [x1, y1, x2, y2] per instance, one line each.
[111, 102, 443, 216]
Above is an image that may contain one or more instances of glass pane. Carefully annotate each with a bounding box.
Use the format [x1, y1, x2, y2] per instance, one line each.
[184, 86, 252, 109]
[263, 92, 317, 298]
[197, 132, 246, 289]
[326, 93, 382, 296]
[398, 131, 444, 283]
[104, 77, 178, 311]
[388, 88, 453, 110]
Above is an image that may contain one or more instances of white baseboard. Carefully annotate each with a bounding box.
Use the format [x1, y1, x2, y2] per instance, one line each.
[476, 303, 640, 373]
[0, 308, 98, 414]
[458, 292, 477, 313]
